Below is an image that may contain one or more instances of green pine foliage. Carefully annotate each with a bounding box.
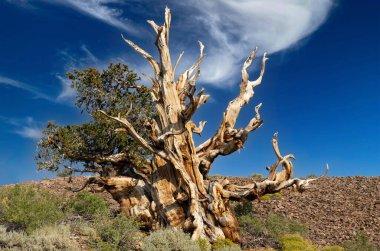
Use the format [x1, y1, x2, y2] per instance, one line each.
[36, 63, 155, 177]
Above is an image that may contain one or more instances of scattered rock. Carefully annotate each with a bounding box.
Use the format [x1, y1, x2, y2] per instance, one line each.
[228, 176, 380, 246]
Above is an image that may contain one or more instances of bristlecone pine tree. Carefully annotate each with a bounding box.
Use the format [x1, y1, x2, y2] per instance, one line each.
[37, 8, 327, 243]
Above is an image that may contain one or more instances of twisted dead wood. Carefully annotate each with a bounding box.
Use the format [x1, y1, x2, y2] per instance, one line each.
[82, 8, 328, 243]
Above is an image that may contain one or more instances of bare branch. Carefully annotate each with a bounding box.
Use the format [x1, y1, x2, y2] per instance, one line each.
[69, 177, 100, 192]
[188, 41, 205, 77]
[267, 133, 295, 182]
[177, 41, 205, 94]
[195, 103, 261, 176]
[164, 6, 171, 45]
[210, 163, 329, 204]
[240, 103, 263, 140]
[96, 153, 128, 164]
[183, 89, 209, 119]
[215, 178, 311, 201]
[141, 73, 160, 102]
[173, 51, 184, 76]
[121, 34, 160, 75]
[189, 121, 207, 135]
[147, 20, 159, 34]
[98, 110, 168, 160]
[156, 128, 186, 142]
[196, 49, 267, 159]
[324, 163, 329, 177]
[225, 49, 268, 128]
[304, 164, 329, 182]
[125, 103, 133, 117]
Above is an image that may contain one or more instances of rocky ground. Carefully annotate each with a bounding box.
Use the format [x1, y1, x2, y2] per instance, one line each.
[17, 176, 380, 248]
[229, 176, 380, 247]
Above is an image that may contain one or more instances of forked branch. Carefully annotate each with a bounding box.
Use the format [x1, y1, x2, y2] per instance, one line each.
[210, 134, 329, 202]
[98, 110, 168, 160]
[224, 48, 267, 129]
[189, 121, 207, 135]
[121, 35, 160, 76]
[196, 49, 267, 160]
[267, 133, 295, 182]
[177, 42, 206, 113]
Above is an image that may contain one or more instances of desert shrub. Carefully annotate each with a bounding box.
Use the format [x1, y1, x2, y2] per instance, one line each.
[321, 245, 345, 251]
[0, 185, 66, 233]
[237, 212, 308, 250]
[343, 231, 379, 251]
[0, 224, 80, 250]
[209, 174, 223, 179]
[198, 238, 211, 251]
[92, 213, 140, 251]
[237, 214, 278, 249]
[90, 240, 118, 251]
[233, 201, 253, 217]
[250, 173, 264, 179]
[141, 228, 200, 251]
[238, 215, 266, 235]
[265, 213, 308, 239]
[280, 234, 316, 251]
[211, 238, 241, 251]
[259, 194, 271, 200]
[260, 193, 283, 201]
[69, 218, 97, 238]
[67, 191, 109, 218]
[305, 174, 318, 179]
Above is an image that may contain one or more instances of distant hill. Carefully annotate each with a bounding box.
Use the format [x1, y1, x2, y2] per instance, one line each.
[5, 176, 380, 248]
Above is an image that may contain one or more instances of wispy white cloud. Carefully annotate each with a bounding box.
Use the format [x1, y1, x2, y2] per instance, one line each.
[0, 75, 54, 101]
[80, 44, 100, 66]
[5, 0, 34, 8]
[170, 0, 335, 86]
[56, 75, 75, 102]
[8, 0, 136, 32]
[7, 0, 334, 88]
[0, 73, 76, 105]
[56, 44, 103, 102]
[58, 0, 334, 87]
[51, 0, 136, 33]
[16, 125, 43, 140]
[0, 116, 43, 140]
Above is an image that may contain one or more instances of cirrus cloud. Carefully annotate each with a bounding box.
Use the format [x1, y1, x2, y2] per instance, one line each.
[7, 0, 335, 87]
[171, 0, 335, 85]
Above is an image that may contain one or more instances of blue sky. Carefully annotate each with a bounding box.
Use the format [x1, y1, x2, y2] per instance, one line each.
[0, 0, 379, 185]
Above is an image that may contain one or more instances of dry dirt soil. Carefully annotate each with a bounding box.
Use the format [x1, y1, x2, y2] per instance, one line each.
[17, 176, 380, 248]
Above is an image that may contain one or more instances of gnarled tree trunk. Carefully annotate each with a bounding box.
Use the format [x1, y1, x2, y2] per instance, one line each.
[86, 8, 327, 243]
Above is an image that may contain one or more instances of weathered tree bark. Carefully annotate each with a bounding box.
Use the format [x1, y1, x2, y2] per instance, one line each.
[82, 8, 328, 243]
